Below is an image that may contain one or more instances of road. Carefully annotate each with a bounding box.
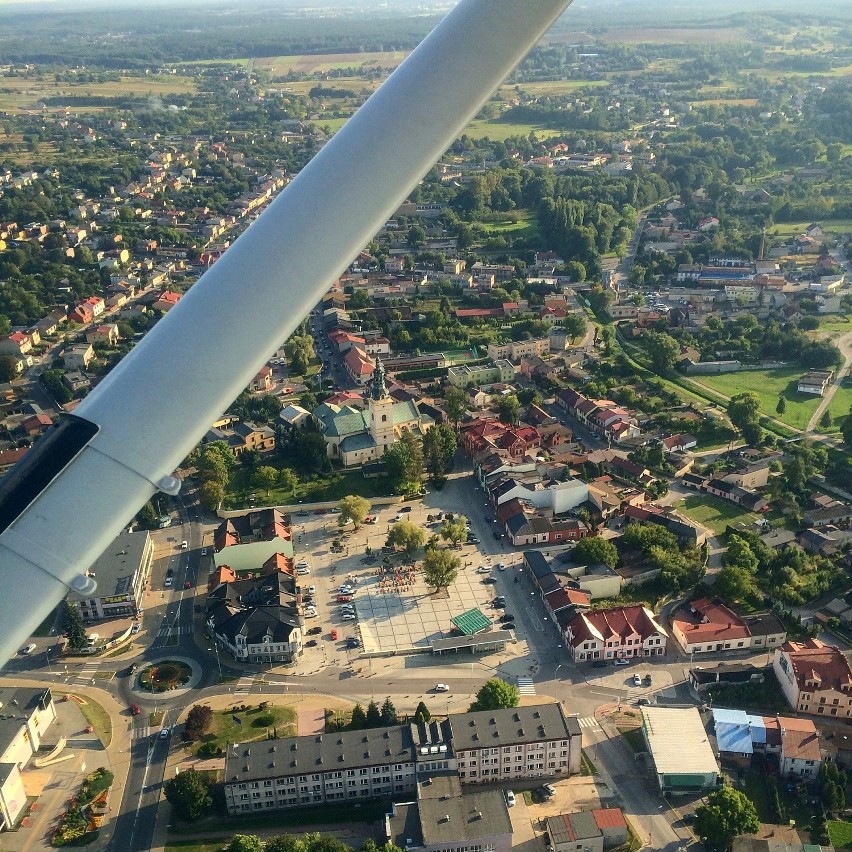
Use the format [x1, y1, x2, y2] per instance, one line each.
[805, 330, 852, 433]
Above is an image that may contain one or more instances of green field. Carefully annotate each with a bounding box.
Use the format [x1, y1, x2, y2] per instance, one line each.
[824, 381, 852, 430]
[195, 703, 297, 756]
[819, 315, 852, 336]
[675, 494, 759, 535]
[464, 120, 563, 142]
[224, 467, 396, 510]
[500, 79, 609, 98]
[308, 116, 350, 133]
[698, 368, 824, 430]
[477, 211, 539, 239]
[770, 219, 852, 237]
[828, 820, 852, 849]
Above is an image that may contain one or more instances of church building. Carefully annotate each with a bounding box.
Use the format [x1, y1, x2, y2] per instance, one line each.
[312, 360, 433, 467]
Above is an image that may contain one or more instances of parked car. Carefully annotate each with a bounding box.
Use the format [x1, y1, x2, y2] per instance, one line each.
[180, 541, 188, 549]
[337, 594, 354, 603]
[492, 600, 507, 609]
[131, 623, 141, 634]
[497, 562, 506, 571]
[307, 586, 316, 595]
[342, 613, 357, 621]
[19, 644, 36, 655]
[346, 638, 361, 649]
[499, 613, 514, 622]
[296, 559, 310, 568]
[467, 536, 480, 544]
[591, 660, 608, 669]
[166, 567, 174, 577]
[500, 623, 515, 631]
[481, 577, 497, 585]
[434, 683, 450, 692]
[330, 629, 339, 640]
[305, 640, 318, 647]
[307, 626, 322, 635]
[637, 698, 651, 706]
[476, 566, 490, 574]
[613, 658, 629, 666]
[541, 784, 556, 799]
[399, 506, 412, 513]
[130, 703, 141, 715]
[632, 673, 641, 686]
[644, 674, 652, 686]
[296, 567, 311, 575]
[164, 577, 173, 588]
[505, 790, 516, 807]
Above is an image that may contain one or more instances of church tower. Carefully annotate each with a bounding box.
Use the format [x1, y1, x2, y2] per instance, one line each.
[368, 359, 395, 450]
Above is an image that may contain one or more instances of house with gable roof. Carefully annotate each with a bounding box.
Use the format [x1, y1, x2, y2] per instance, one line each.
[774, 638, 852, 720]
[563, 605, 668, 662]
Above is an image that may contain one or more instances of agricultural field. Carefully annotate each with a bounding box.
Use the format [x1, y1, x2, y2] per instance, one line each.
[769, 219, 852, 237]
[255, 51, 408, 74]
[499, 79, 609, 98]
[697, 367, 825, 431]
[0, 74, 196, 113]
[597, 25, 750, 44]
[463, 119, 563, 142]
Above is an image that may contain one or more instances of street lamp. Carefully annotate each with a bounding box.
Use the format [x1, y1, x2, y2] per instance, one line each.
[207, 643, 223, 682]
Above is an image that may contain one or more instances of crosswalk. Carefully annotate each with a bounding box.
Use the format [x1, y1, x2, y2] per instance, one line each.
[133, 725, 150, 740]
[517, 677, 536, 696]
[156, 624, 193, 638]
[234, 676, 255, 695]
[577, 716, 600, 729]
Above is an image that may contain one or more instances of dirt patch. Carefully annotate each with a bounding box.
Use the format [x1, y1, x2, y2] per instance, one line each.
[298, 707, 326, 735]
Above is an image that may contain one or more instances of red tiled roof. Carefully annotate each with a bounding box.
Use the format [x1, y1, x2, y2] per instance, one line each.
[593, 808, 627, 830]
[782, 638, 852, 694]
[671, 598, 749, 642]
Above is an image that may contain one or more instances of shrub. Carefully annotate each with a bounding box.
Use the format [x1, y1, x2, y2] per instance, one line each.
[251, 713, 275, 728]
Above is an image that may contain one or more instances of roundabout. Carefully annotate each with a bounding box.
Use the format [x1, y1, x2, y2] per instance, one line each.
[130, 655, 203, 699]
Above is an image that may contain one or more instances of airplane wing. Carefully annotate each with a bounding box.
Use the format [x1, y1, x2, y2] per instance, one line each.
[0, 0, 572, 666]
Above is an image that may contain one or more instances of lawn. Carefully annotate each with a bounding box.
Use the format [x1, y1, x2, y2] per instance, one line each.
[66, 693, 112, 748]
[463, 120, 563, 142]
[828, 820, 852, 849]
[819, 316, 852, 336]
[477, 211, 539, 239]
[697, 368, 823, 430]
[499, 79, 609, 98]
[307, 116, 350, 133]
[823, 381, 852, 431]
[224, 467, 396, 510]
[194, 702, 297, 756]
[675, 494, 759, 536]
[770, 219, 852, 238]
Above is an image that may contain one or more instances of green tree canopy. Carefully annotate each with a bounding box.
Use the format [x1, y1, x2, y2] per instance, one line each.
[253, 465, 279, 496]
[225, 836, 262, 852]
[383, 430, 424, 494]
[497, 393, 521, 425]
[469, 678, 520, 712]
[63, 600, 88, 651]
[439, 515, 468, 547]
[694, 785, 759, 852]
[338, 494, 371, 528]
[572, 536, 618, 568]
[414, 701, 431, 723]
[644, 330, 681, 373]
[444, 385, 467, 428]
[727, 392, 760, 432]
[423, 547, 461, 593]
[164, 768, 213, 822]
[386, 519, 425, 557]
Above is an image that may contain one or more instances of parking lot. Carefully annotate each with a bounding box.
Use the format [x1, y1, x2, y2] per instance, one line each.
[291, 498, 530, 660]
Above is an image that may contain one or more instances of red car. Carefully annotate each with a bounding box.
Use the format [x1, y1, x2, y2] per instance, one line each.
[184, 581, 191, 589]
[314, 508, 327, 515]
[130, 703, 141, 716]
[337, 594, 353, 603]
[330, 629, 339, 640]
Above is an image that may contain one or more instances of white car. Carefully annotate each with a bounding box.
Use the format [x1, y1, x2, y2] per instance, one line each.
[434, 683, 449, 692]
[613, 659, 629, 667]
[338, 585, 354, 594]
[304, 607, 318, 618]
[632, 673, 641, 686]
[307, 585, 316, 595]
[341, 613, 357, 621]
[296, 559, 310, 568]
[20, 644, 36, 655]
[505, 790, 516, 807]
[296, 567, 311, 575]
[497, 562, 506, 571]
[476, 566, 490, 574]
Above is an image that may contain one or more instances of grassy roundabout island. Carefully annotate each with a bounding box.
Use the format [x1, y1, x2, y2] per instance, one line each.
[139, 660, 192, 693]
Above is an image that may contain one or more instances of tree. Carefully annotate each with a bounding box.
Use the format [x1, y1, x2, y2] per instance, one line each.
[380, 697, 398, 726]
[715, 563, 757, 604]
[383, 430, 424, 494]
[444, 386, 467, 429]
[497, 394, 521, 425]
[724, 535, 759, 574]
[414, 701, 431, 723]
[423, 548, 461, 593]
[254, 465, 279, 496]
[225, 836, 262, 852]
[349, 703, 367, 729]
[439, 515, 468, 547]
[572, 536, 618, 568]
[776, 397, 786, 415]
[694, 785, 759, 852]
[843, 404, 852, 447]
[644, 330, 681, 373]
[469, 678, 520, 711]
[265, 837, 301, 852]
[183, 704, 214, 742]
[386, 519, 425, 557]
[365, 700, 382, 728]
[423, 423, 458, 485]
[278, 468, 298, 495]
[820, 409, 832, 429]
[164, 768, 213, 822]
[727, 392, 760, 432]
[338, 494, 371, 528]
[562, 312, 586, 342]
[0, 354, 18, 382]
[63, 600, 88, 651]
[199, 479, 225, 511]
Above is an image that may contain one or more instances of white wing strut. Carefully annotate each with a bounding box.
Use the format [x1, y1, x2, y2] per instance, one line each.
[0, 0, 572, 666]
